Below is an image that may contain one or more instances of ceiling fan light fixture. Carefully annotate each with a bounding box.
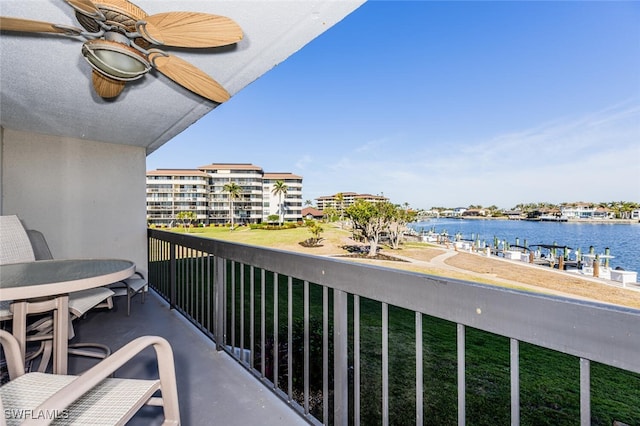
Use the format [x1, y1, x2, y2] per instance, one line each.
[81, 38, 150, 81]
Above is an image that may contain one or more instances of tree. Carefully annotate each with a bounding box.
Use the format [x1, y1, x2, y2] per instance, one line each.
[304, 199, 313, 207]
[323, 207, 339, 222]
[267, 214, 280, 224]
[222, 181, 242, 229]
[303, 219, 324, 247]
[271, 180, 288, 226]
[614, 200, 639, 219]
[387, 206, 417, 249]
[486, 205, 501, 217]
[335, 192, 345, 222]
[345, 200, 396, 257]
[176, 211, 196, 232]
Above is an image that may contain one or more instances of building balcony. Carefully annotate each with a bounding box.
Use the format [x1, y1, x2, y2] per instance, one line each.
[68, 229, 640, 425]
[168, 180, 208, 185]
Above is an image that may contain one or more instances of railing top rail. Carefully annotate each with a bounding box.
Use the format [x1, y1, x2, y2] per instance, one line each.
[148, 228, 640, 374]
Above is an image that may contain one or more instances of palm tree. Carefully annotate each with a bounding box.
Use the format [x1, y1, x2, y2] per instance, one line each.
[176, 211, 196, 232]
[335, 192, 345, 222]
[271, 180, 288, 226]
[222, 181, 242, 229]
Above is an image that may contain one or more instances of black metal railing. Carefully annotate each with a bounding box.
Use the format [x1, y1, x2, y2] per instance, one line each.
[148, 228, 640, 425]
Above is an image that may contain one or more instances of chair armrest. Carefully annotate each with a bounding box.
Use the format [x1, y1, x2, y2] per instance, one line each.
[24, 335, 180, 425]
[0, 330, 26, 379]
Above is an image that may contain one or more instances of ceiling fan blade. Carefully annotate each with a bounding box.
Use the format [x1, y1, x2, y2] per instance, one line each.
[93, 0, 148, 19]
[148, 51, 230, 103]
[139, 12, 242, 48]
[92, 71, 126, 99]
[65, 0, 103, 20]
[0, 17, 83, 35]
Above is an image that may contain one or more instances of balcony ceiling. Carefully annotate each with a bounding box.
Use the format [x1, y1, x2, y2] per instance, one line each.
[0, 0, 364, 154]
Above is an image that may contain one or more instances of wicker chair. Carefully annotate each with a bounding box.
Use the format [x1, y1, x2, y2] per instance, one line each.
[26, 226, 145, 318]
[0, 329, 180, 425]
[0, 216, 115, 371]
[109, 273, 148, 317]
[0, 215, 36, 265]
[23, 229, 115, 370]
[0, 216, 64, 370]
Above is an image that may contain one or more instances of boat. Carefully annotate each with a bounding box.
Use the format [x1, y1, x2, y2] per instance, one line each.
[539, 215, 568, 222]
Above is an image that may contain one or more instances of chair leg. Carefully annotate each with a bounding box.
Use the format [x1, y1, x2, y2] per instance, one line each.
[119, 280, 147, 316]
[36, 340, 53, 373]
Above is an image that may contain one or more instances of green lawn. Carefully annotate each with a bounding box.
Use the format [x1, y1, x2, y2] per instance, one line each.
[155, 223, 350, 248]
[221, 265, 640, 426]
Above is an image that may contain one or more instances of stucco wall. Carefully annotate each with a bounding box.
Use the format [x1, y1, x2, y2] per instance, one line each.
[1, 128, 147, 275]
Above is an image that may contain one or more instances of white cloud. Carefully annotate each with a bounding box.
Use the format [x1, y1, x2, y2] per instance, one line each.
[294, 154, 313, 170]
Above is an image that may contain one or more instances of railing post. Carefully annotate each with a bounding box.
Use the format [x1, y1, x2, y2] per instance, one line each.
[510, 338, 520, 425]
[334, 289, 349, 426]
[322, 287, 329, 424]
[416, 312, 423, 425]
[354, 295, 361, 425]
[580, 358, 591, 426]
[457, 323, 466, 426]
[169, 241, 176, 310]
[274, 273, 279, 389]
[214, 256, 226, 351]
[382, 303, 389, 426]
[304, 281, 310, 415]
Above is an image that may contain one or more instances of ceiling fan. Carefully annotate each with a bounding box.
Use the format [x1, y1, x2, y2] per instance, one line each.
[0, 0, 243, 102]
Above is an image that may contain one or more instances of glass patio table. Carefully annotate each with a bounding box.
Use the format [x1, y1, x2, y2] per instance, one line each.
[0, 258, 135, 374]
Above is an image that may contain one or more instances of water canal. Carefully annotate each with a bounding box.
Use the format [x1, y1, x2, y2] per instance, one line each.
[410, 218, 640, 273]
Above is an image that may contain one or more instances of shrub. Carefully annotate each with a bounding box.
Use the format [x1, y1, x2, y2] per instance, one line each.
[299, 238, 324, 248]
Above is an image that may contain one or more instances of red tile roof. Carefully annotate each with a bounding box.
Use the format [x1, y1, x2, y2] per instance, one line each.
[302, 207, 324, 217]
[264, 172, 303, 180]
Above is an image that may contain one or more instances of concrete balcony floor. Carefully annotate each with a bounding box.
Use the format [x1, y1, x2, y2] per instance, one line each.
[68, 290, 305, 426]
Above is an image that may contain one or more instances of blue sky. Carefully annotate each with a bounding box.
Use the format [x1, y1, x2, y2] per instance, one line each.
[146, 1, 640, 210]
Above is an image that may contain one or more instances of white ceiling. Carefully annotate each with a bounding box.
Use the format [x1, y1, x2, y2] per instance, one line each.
[0, 0, 364, 154]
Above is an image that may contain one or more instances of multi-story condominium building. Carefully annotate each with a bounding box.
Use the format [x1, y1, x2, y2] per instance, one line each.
[199, 163, 265, 225]
[147, 169, 210, 226]
[147, 164, 302, 226]
[315, 192, 388, 213]
[263, 173, 303, 223]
